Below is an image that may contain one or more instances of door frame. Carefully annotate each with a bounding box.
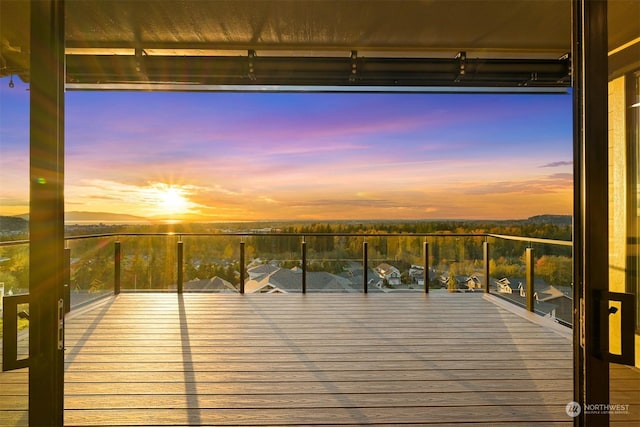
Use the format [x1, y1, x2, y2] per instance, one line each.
[28, 0, 66, 425]
[573, 0, 639, 425]
[572, 0, 610, 425]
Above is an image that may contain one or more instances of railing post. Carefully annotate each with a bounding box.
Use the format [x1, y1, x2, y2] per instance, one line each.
[363, 241, 368, 293]
[177, 239, 183, 294]
[114, 241, 121, 295]
[525, 247, 534, 312]
[239, 241, 245, 294]
[423, 241, 429, 294]
[301, 237, 307, 294]
[64, 247, 71, 314]
[483, 241, 490, 293]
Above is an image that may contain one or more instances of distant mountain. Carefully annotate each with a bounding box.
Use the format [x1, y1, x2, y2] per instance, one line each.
[0, 216, 28, 232]
[14, 211, 150, 222]
[525, 215, 572, 225]
[64, 211, 149, 222]
[4, 212, 573, 227]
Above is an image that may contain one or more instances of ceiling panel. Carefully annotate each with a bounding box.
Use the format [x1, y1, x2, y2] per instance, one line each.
[63, 0, 571, 55]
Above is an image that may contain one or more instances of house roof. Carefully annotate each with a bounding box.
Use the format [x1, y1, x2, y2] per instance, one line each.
[246, 267, 357, 293]
[536, 285, 573, 302]
[183, 276, 237, 292]
[247, 263, 280, 278]
[375, 263, 399, 275]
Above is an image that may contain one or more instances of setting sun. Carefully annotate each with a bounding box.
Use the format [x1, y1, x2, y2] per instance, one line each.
[150, 184, 191, 216]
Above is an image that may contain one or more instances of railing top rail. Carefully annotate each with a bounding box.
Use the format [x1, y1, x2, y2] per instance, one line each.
[0, 239, 30, 247]
[103, 232, 488, 238]
[1, 231, 572, 246]
[487, 233, 573, 247]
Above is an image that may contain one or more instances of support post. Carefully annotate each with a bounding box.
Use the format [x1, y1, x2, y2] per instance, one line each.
[525, 247, 535, 312]
[177, 240, 184, 294]
[301, 238, 307, 293]
[29, 0, 66, 424]
[114, 241, 121, 295]
[239, 241, 245, 294]
[423, 241, 429, 294]
[363, 241, 368, 293]
[483, 241, 490, 293]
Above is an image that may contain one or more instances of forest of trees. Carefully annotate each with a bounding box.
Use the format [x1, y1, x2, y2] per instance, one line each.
[0, 218, 572, 295]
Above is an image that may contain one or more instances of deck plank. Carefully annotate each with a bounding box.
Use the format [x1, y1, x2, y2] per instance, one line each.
[0, 292, 574, 426]
[65, 406, 571, 425]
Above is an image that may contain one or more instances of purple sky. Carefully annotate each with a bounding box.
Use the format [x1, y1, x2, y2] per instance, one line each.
[0, 77, 573, 221]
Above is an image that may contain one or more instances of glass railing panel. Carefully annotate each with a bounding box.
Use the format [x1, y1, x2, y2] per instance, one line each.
[118, 235, 177, 291]
[365, 234, 395, 293]
[180, 235, 242, 293]
[488, 235, 572, 327]
[67, 236, 115, 306]
[401, 235, 429, 292]
[0, 242, 29, 297]
[15, 300, 29, 361]
[531, 240, 573, 327]
[430, 235, 486, 293]
[244, 234, 302, 293]
[487, 236, 528, 303]
[0, 242, 29, 342]
[305, 234, 358, 293]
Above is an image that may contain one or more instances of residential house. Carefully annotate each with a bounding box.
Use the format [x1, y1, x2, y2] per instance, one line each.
[375, 263, 401, 286]
[463, 275, 483, 291]
[495, 278, 521, 294]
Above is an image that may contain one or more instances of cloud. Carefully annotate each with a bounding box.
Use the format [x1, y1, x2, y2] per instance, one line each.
[290, 198, 398, 208]
[548, 173, 573, 180]
[539, 161, 573, 168]
[0, 197, 28, 206]
[463, 173, 573, 196]
[65, 179, 212, 217]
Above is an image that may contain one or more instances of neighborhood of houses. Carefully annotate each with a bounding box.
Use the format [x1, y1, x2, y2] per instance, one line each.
[0, 252, 573, 327]
[181, 259, 573, 326]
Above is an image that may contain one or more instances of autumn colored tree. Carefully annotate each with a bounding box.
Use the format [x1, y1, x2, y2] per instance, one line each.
[535, 255, 572, 286]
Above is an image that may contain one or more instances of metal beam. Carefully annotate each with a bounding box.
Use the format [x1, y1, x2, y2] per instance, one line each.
[29, 0, 65, 425]
[65, 82, 570, 94]
[64, 54, 571, 89]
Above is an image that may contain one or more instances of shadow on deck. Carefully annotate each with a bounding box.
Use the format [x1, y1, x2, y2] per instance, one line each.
[1, 292, 574, 426]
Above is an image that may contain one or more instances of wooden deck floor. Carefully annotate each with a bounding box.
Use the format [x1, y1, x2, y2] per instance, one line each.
[1, 292, 574, 426]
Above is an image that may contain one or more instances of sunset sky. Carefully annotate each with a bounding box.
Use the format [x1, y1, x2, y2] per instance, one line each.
[0, 77, 573, 221]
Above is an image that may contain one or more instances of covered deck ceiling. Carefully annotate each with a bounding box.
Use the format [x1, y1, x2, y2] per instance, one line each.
[1, 0, 599, 90]
[2, 1, 639, 89]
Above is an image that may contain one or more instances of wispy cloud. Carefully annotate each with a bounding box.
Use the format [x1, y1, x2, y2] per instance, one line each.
[463, 173, 573, 196]
[539, 161, 573, 168]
